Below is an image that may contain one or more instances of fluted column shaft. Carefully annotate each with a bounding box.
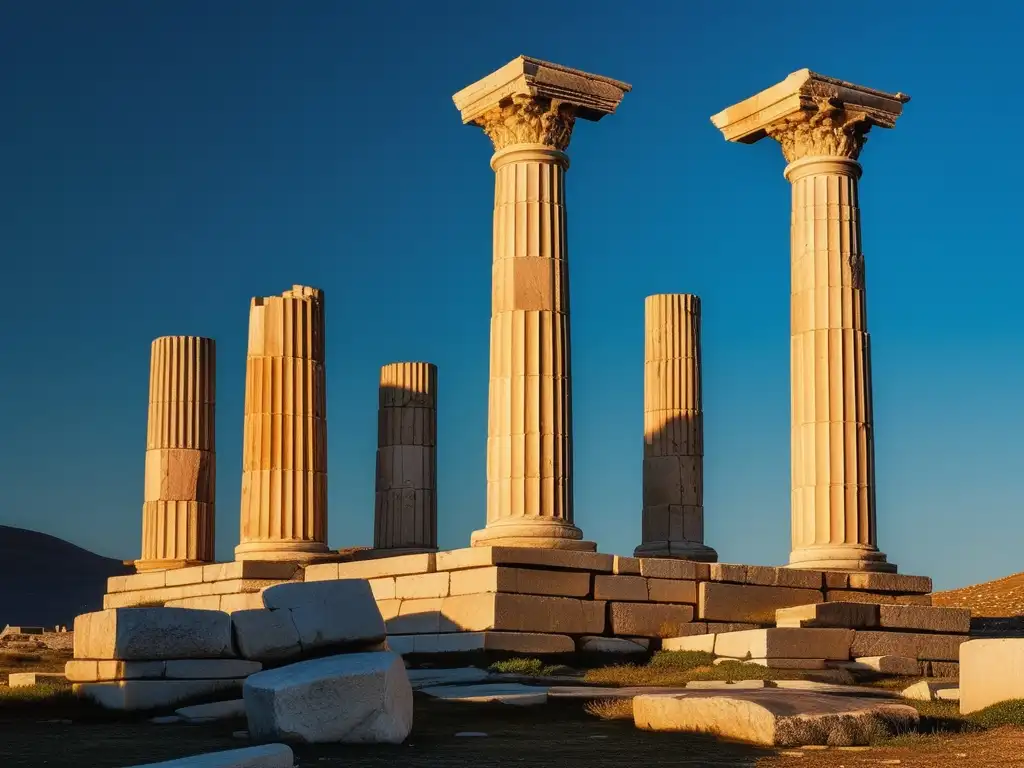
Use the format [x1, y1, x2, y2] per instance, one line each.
[469, 143, 591, 550]
[138, 336, 215, 571]
[235, 285, 329, 561]
[374, 362, 438, 552]
[785, 157, 891, 571]
[635, 295, 717, 561]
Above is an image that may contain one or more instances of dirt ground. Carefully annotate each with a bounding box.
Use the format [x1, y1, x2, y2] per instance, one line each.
[2, 697, 1024, 768]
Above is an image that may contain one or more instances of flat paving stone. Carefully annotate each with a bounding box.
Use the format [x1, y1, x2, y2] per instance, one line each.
[406, 668, 489, 689]
[634, 689, 919, 747]
[418, 683, 549, 706]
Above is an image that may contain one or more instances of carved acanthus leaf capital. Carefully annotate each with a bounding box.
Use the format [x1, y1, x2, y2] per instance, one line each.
[765, 93, 873, 163]
[473, 94, 577, 151]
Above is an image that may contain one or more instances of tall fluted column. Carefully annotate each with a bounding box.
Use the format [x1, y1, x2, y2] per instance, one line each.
[374, 362, 438, 553]
[137, 336, 215, 571]
[712, 69, 909, 571]
[453, 56, 630, 550]
[235, 285, 329, 562]
[635, 295, 718, 561]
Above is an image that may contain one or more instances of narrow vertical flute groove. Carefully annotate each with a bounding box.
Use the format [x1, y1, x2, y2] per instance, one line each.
[235, 285, 329, 562]
[374, 362, 438, 552]
[138, 336, 215, 571]
[635, 295, 717, 561]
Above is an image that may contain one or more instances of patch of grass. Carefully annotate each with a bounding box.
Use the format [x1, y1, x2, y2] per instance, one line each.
[646, 650, 715, 671]
[582, 698, 633, 721]
[488, 657, 560, 676]
[967, 699, 1024, 728]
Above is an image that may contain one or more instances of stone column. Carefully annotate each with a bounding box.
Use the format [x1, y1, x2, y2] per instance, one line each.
[635, 294, 718, 561]
[712, 69, 909, 572]
[137, 336, 215, 571]
[235, 285, 329, 562]
[374, 362, 438, 553]
[453, 56, 630, 550]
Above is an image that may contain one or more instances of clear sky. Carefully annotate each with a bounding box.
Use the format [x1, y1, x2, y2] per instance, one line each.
[1, 1, 1020, 591]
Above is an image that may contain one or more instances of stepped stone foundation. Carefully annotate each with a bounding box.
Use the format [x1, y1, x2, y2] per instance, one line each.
[104, 548, 938, 659]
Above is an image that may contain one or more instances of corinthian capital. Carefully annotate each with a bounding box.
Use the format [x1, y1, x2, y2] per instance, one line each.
[764, 96, 871, 162]
[473, 95, 576, 151]
[710, 69, 909, 165]
[453, 55, 630, 153]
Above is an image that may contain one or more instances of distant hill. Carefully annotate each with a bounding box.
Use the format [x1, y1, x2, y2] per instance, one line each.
[934, 572, 1024, 618]
[0, 525, 132, 628]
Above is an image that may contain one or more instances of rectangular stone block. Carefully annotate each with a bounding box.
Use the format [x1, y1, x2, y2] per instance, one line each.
[387, 631, 575, 655]
[926, 661, 959, 678]
[825, 590, 901, 605]
[164, 596, 222, 611]
[447, 567, 591, 598]
[647, 579, 697, 604]
[66, 659, 261, 682]
[334, 553, 436, 579]
[163, 659, 262, 679]
[608, 602, 694, 638]
[394, 572, 450, 600]
[638, 559, 709, 581]
[745, 566, 824, 590]
[165, 565, 206, 587]
[74, 679, 243, 711]
[849, 631, 966, 661]
[219, 593, 266, 614]
[613, 556, 641, 575]
[709, 563, 746, 583]
[435, 547, 612, 573]
[74, 608, 234, 660]
[846, 572, 932, 595]
[302, 563, 340, 582]
[106, 575, 129, 593]
[8, 672, 67, 687]
[662, 634, 715, 653]
[825, 572, 850, 589]
[209, 579, 279, 596]
[877, 605, 970, 634]
[202, 562, 300, 583]
[385, 598, 444, 634]
[116, 571, 167, 592]
[699, 582, 822, 623]
[775, 602, 880, 629]
[594, 575, 648, 601]
[707, 622, 761, 633]
[742, 658, 827, 670]
[897, 595, 933, 606]
[440, 593, 605, 635]
[713, 628, 853, 661]
[368, 578, 396, 600]
[960, 639, 1024, 713]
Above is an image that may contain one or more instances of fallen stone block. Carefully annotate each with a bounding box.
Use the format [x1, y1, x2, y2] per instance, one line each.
[578, 636, 648, 654]
[74, 608, 234, 661]
[231, 610, 302, 663]
[419, 682, 548, 705]
[849, 631, 966, 661]
[713, 628, 853, 661]
[901, 679, 959, 702]
[123, 744, 293, 768]
[74, 679, 244, 711]
[261, 580, 386, 653]
[877, 605, 971, 635]
[775, 603, 880, 629]
[960, 638, 1024, 714]
[833, 656, 921, 676]
[7, 672, 67, 688]
[175, 699, 247, 723]
[633, 690, 919, 746]
[608, 602, 694, 637]
[699, 582, 823, 624]
[244, 652, 412, 744]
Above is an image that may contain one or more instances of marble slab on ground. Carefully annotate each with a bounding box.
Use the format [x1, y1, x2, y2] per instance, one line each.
[418, 683, 549, 705]
[124, 744, 294, 768]
[175, 699, 247, 723]
[406, 668, 490, 689]
[634, 689, 919, 747]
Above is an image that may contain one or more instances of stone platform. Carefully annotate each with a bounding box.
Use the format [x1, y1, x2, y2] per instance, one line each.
[103, 548, 933, 655]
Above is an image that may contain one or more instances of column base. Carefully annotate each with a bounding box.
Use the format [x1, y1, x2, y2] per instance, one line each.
[633, 541, 719, 562]
[234, 540, 331, 563]
[470, 519, 595, 552]
[787, 544, 897, 573]
[133, 558, 209, 573]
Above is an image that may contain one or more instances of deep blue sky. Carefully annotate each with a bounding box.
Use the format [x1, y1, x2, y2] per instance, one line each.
[1, 1, 1020, 591]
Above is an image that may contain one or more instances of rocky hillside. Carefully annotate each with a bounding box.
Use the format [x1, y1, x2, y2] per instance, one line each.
[934, 572, 1024, 618]
[0, 525, 131, 628]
